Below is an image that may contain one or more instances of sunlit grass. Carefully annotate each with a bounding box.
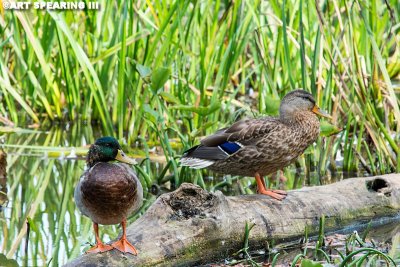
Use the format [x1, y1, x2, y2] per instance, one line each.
[0, 0, 398, 179]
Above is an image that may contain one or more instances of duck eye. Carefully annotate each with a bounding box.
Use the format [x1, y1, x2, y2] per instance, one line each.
[301, 96, 314, 104]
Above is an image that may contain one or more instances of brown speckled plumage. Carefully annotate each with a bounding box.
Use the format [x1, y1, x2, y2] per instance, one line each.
[76, 162, 142, 225]
[206, 113, 319, 177]
[181, 90, 328, 182]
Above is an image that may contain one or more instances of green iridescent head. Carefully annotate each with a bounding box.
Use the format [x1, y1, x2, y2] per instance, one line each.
[87, 137, 136, 167]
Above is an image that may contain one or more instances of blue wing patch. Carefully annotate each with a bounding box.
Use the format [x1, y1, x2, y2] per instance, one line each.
[218, 141, 242, 155]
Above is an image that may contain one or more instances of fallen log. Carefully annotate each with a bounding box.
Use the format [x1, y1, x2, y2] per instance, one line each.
[65, 174, 400, 266]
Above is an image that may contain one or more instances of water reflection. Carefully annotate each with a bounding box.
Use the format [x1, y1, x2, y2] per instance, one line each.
[0, 126, 147, 266]
[0, 125, 395, 266]
[245, 220, 400, 266]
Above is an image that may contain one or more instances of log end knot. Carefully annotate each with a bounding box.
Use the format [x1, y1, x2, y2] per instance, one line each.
[366, 177, 391, 196]
[165, 183, 217, 220]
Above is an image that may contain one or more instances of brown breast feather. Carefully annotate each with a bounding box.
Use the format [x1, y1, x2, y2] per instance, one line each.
[80, 163, 138, 222]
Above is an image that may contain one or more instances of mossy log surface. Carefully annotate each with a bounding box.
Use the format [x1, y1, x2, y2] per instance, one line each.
[65, 174, 400, 267]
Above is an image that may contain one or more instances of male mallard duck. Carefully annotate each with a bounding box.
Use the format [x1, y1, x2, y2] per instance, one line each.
[74, 137, 143, 255]
[180, 90, 331, 200]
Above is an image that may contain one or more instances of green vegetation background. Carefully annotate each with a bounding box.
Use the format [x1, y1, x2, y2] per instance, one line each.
[0, 0, 399, 265]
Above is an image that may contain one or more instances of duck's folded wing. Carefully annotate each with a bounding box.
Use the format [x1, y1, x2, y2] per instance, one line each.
[181, 118, 279, 167]
[201, 118, 278, 146]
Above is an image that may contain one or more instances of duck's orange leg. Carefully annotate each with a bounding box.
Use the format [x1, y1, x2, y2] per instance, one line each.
[111, 219, 138, 255]
[86, 222, 113, 253]
[255, 172, 287, 200]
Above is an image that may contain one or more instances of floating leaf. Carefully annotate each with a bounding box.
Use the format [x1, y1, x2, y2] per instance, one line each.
[0, 126, 41, 134]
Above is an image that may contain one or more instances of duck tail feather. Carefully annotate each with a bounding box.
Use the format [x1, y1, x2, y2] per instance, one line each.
[179, 157, 215, 169]
[182, 145, 229, 160]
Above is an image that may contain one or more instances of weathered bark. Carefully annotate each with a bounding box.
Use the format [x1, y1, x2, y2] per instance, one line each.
[65, 174, 400, 267]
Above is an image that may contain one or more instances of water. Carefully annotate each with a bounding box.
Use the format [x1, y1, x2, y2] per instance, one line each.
[0, 125, 398, 266]
[0, 126, 109, 266]
[216, 220, 400, 266]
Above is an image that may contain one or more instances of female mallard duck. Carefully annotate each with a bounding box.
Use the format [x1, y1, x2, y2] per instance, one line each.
[180, 90, 331, 200]
[74, 137, 143, 255]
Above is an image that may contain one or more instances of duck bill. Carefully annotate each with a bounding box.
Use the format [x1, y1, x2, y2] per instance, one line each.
[115, 149, 137, 165]
[312, 105, 332, 120]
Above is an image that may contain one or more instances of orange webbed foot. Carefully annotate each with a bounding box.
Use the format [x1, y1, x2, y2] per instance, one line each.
[111, 237, 138, 255]
[86, 243, 114, 254]
[111, 219, 138, 255]
[257, 188, 287, 200]
[86, 222, 114, 254]
[255, 172, 287, 201]
[270, 189, 287, 195]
